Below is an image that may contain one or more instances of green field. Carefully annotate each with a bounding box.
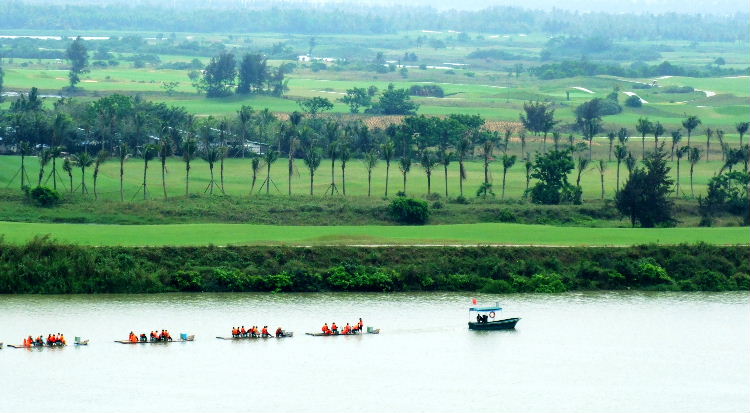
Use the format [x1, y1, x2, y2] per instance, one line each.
[0, 153, 731, 201]
[0, 221, 746, 246]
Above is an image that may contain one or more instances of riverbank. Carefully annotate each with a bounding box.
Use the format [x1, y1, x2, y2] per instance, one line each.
[1, 239, 747, 293]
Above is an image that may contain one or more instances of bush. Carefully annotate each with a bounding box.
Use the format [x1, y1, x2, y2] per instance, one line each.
[28, 186, 60, 207]
[625, 94, 642, 107]
[663, 85, 694, 93]
[388, 197, 430, 224]
[528, 272, 568, 293]
[634, 259, 673, 286]
[480, 279, 514, 293]
[692, 270, 731, 291]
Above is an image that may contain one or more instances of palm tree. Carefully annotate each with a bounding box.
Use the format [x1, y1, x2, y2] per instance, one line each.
[73, 152, 94, 195]
[480, 138, 494, 191]
[339, 139, 351, 196]
[519, 129, 527, 158]
[381, 141, 395, 197]
[688, 147, 702, 197]
[249, 155, 262, 195]
[17, 142, 32, 189]
[523, 156, 532, 196]
[218, 118, 229, 193]
[552, 131, 561, 151]
[287, 135, 299, 196]
[617, 128, 629, 147]
[682, 115, 701, 147]
[50, 114, 70, 190]
[364, 150, 378, 197]
[158, 138, 171, 200]
[670, 130, 682, 160]
[237, 106, 254, 158]
[704, 128, 713, 162]
[625, 152, 636, 178]
[675, 146, 689, 197]
[456, 137, 471, 197]
[652, 121, 664, 151]
[503, 128, 512, 153]
[263, 149, 279, 194]
[614, 145, 628, 191]
[438, 149, 451, 198]
[325, 140, 338, 195]
[303, 147, 322, 196]
[576, 157, 590, 189]
[140, 144, 157, 200]
[181, 139, 196, 197]
[501, 154, 517, 200]
[48, 146, 64, 190]
[607, 131, 615, 161]
[37, 149, 51, 186]
[567, 134, 575, 151]
[63, 157, 73, 193]
[595, 160, 607, 199]
[635, 117, 653, 159]
[117, 143, 130, 201]
[399, 156, 411, 194]
[736, 122, 749, 147]
[716, 129, 726, 161]
[420, 150, 437, 195]
[201, 147, 221, 195]
[92, 150, 109, 200]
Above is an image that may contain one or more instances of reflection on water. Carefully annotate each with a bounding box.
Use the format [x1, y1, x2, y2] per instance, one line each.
[1, 291, 748, 413]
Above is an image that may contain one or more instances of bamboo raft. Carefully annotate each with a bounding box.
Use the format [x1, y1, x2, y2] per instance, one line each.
[7, 339, 89, 349]
[216, 331, 293, 340]
[115, 335, 195, 344]
[306, 329, 380, 337]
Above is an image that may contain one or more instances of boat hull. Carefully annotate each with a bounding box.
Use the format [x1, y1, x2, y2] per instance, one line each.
[115, 335, 195, 344]
[468, 318, 520, 330]
[217, 332, 293, 340]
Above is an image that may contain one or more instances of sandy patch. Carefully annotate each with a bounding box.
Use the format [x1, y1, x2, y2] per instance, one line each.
[571, 86, 594, 94]
[421, 30, 442, 34]
[55, 77, 65, 80]
[82, 80, 99, 83]
[723, 75, 749, 79]
[315, 90, 345, 95]
[654, 75, 673, 80]
[695, 89, 716, 97]
[623, 91, 648, 104]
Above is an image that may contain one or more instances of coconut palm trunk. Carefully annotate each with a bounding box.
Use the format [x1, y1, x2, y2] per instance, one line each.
[385, 161, 390, 197]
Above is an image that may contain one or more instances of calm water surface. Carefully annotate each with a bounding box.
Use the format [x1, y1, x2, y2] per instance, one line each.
[1, 292, 748, 412]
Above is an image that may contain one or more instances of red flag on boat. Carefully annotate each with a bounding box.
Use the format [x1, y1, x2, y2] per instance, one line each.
[472, 298, 478, 305]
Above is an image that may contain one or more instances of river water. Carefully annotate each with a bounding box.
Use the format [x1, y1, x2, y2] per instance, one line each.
[1, 292, 748, 412]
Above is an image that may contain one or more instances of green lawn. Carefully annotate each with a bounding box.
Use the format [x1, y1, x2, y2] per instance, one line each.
[0, 221, 746, 246]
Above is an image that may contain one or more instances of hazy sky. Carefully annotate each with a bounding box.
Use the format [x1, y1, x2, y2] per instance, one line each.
[31, 0, 750, 14]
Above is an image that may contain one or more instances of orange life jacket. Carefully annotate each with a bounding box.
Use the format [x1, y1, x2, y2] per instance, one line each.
[262, 328, 269, 335]
[332, 323, 338, 330]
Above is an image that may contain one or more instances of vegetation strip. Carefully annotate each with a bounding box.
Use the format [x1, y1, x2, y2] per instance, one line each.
[0, 240, 747, 294]
[0, 221, 747, 247]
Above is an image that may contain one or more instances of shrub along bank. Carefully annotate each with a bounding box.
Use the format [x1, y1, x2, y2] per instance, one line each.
[0, 238, 747, 294]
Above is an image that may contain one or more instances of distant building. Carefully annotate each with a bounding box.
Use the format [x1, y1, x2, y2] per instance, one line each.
[298, 55, 312, 62]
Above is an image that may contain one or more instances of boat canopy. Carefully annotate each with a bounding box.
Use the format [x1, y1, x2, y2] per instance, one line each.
[469, 306, 502, 312]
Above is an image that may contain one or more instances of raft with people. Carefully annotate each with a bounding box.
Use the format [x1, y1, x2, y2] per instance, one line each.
[306, 319, 379, 336]
[7, 333, 88, 348]
[217, 325, 292, 340]
[115, 330, 194, 344]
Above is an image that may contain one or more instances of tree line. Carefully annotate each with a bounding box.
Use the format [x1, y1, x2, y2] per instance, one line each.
[1, 91, 748, 225]
[0, 2, 747, 42]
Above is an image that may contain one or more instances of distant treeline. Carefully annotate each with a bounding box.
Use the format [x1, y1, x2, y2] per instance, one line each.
[530, 59, 750, 80]
[0, 2, 747, 42]
[0, 238, 747, 294]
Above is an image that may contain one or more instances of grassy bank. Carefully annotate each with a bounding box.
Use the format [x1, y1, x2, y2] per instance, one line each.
[0, 220, 747, 246]
[0, 239, 747, 294]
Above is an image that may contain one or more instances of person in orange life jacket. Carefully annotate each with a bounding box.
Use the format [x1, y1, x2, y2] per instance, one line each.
[331, 322, 338, 334]
[275, 327, 283, 337]
[240, 326, 247, 337]
[261, 326, 270, 337]
[342, 323, 352, 335]
[321, 323, 331, 335]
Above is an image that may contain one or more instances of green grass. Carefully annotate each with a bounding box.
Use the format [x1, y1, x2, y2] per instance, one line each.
[0, 221, 746, 246]
[0, 150, 733, 202]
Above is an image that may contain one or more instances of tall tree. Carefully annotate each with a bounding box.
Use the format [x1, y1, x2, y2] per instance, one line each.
[399, 156, 411, 194]
[652, 121, 664, 151]
[92, 150, 109, 200]
[303, 147, 322, 196]
[50, 114, 70, 190]
[635, 117, 653, 159]
[37, 149, 51, 186]
[606, 131, 616, 161]
[201, 147, 221, 195]
[158, 136, 171, 200]
[614, 145, 628, 191]
[688, 147, 702, 196]
[675, 146, 689, 197]
[420, 150, 437, 195]
[182, 139, 196, 197]
[63, 157, 73, 193]
[736, 122, 749, 147]
[595, 159, 607, 199]
[339, 137, 351, 196]
[552, 131, 561, 151]
[501, 154, 517, 200]
[364, 150, 379, 197]
[438, 149, 451, 198]
[716, 129, 726, 162]
[381, 140, 395, 197]
[625, 152, 637, 178]
[250, 155, 262, 196]
[704, 128, 714, 162]
[118, 143, 130, 201]
[65, 36, 88, 89]
[670, 130, 682, 160]
[456, 137, 471, 198]
[197, 52, 237, 97]
[615, 148, 675, 227]
[17, 141, 32, 189]
[524, 156, 533, 196]
[681, 115, 701, 147]
[263, 150, 279, 194]
[140, 144, 157, 200]
[575, 99, 603, 160]
[73, 152, 94, 195]
[237, 54, 267, 94]
[218, 118, 229, 193]
[575, 157, 590, 189]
